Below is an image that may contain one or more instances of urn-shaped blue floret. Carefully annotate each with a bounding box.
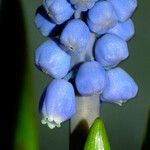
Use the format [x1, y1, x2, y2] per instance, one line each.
[35, 13, 56, 36]
[87, 1, 118, 35]
[108, 0, 137, 22]
[69, 0, 99, 11]
[101, 67, 138, 105]
[107, 19, 135, 41]
[41, 79, 76, 129]
[35, 40, 71, 79]
[75, 61, 107, 96]
[43, 0, 74, 24]
[95, 34, 129, 69]
[60, 19, 90, 55]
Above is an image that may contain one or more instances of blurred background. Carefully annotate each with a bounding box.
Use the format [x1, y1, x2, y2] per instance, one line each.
[0, 0, 150, 150]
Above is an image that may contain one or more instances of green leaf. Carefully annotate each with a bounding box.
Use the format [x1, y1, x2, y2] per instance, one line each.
[84, 117, 110, 150]
[14, 62, 39, 150]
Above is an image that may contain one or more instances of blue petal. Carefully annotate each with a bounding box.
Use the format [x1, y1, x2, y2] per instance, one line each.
[108, 0, 137, 22]
[41, 79, 76, 129]
[60, 19, 90, 55]
[95, 34, 129, 69]
[107, 19, 135, 41]
[87, 1, 118, 35]
[35, 40, 71, 79]
[75, 61, 107, 96]
[69, 0, 99, 11]
[101, 67, 138, 105]
[35, 13, 56, 36]
[43, 0, 74, 24]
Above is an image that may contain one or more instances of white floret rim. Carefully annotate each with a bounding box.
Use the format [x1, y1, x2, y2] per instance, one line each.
[41, 116, 62, 129]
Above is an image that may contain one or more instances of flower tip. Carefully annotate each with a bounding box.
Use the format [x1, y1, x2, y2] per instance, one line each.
[115, 100, 127, 106]
[47, 121, 61, 129]
[41, 119, 47, 124]
[47, 123, 56, 129]
[41, 116, 62, 129]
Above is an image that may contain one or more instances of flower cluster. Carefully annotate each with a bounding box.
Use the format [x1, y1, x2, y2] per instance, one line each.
[34, 0, 138, 129]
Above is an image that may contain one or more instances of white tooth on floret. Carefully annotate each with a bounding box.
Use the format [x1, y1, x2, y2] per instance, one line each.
[55, 118, 61, 124]
[48, 116, 53, 122]
[47, 122, 55, 129]
[41, 118, 47, 124]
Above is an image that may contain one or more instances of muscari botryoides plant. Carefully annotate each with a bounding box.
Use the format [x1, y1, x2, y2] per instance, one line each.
[34, 0, 138, 149]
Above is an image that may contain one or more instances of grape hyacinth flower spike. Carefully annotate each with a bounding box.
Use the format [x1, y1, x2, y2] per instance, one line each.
[41, 79, 76, 129]
[33, 0, 139, 145]
[101, 67, 138, 105]
[35, 39, 71, 79]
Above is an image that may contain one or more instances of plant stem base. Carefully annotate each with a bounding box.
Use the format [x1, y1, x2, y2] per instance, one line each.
[70, 94, 100, 150]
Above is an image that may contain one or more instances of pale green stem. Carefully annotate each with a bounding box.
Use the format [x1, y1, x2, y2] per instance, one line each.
[70, 94, 100, 150]
[70, 94, 100, 132]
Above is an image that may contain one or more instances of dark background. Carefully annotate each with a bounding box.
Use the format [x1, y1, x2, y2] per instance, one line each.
[1, 0, 150, 150]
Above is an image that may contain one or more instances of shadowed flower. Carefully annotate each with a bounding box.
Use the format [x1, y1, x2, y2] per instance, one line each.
[34, 6, 56, 36]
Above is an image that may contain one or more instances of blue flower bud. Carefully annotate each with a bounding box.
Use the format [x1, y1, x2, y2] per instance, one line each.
[101, 67, 138, 105]
[75, 61, 107, 96]
[41, 79, 76, 129]
[69, 0, 99, 11]
[35, 13, 56, 36]
[35, 40, 71, 79]
[43, 0, 74, 24]
[60, 19, 90, 55]
[87, 1, 118, 35]
[95, 34, 129, 69]
[107, 19, 135, 41]
[108, 0, 137, 22]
